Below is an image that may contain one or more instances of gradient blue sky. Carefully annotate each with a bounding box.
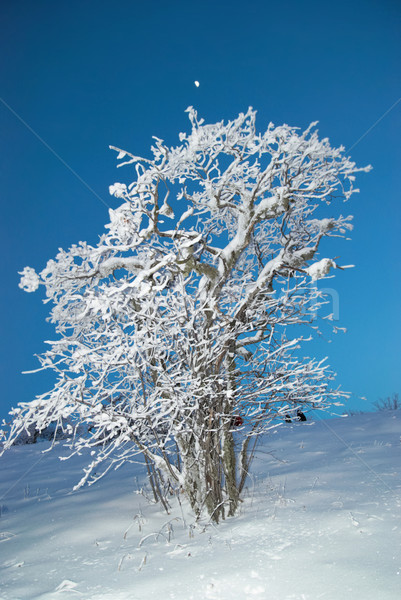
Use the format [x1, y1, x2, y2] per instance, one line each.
[0, 0, 400, 420]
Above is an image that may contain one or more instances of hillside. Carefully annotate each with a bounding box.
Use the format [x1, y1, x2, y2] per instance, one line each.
[0, 411, 400, 600]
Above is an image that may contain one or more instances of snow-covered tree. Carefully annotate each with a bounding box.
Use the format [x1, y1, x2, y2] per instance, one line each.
[1, 108, 370, 522]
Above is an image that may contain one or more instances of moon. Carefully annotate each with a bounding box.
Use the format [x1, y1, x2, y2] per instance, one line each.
[194, 81, 200, 87]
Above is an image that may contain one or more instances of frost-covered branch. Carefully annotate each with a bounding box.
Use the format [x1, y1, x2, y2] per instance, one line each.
[3, 107, 370, 523]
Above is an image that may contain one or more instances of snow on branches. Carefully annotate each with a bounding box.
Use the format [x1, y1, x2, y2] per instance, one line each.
[3, 108, 370, 522]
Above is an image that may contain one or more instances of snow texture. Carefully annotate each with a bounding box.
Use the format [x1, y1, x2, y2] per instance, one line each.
[0, 411, 400, 600]
[305, 258, 336, 281]
[18, 267, 40, 293]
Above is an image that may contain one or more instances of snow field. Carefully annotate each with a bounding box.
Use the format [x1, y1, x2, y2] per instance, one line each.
[0, 411, 400, 599]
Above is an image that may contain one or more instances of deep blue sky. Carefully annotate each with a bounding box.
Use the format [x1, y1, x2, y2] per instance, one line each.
[0, 0, 400, 420]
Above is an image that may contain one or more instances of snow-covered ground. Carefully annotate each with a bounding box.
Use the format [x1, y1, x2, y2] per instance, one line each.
[0, 411, 400, 600]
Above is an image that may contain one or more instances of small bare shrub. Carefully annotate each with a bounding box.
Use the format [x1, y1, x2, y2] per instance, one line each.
[373, 393, 400, 411]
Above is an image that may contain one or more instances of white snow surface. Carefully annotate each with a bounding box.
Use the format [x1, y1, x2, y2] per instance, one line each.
[0, 411, 400, 600]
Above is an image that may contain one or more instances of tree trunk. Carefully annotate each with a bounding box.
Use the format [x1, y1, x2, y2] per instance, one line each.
[222, 428, 240, 516]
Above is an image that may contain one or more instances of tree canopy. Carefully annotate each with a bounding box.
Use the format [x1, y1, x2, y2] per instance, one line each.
[2, 108, 370, 522]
